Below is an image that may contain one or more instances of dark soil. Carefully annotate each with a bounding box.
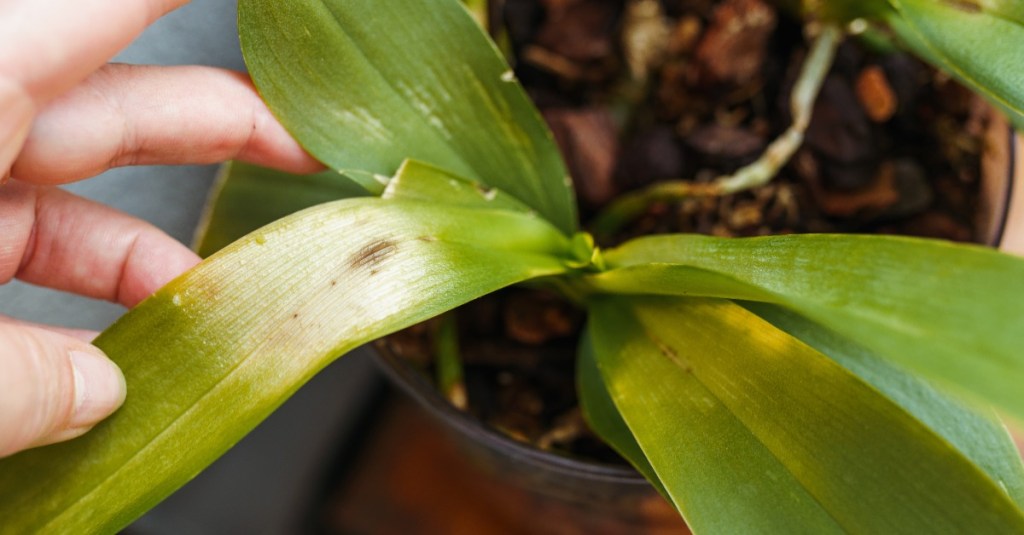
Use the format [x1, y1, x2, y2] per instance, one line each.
[379, 0, 994, 466]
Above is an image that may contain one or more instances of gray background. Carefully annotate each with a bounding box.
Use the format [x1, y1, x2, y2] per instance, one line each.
[0, 2, 377, 533]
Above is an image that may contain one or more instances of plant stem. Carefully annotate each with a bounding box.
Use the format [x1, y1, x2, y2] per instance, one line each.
[435, 313, 468, 410]
[591, 24, 844, 238]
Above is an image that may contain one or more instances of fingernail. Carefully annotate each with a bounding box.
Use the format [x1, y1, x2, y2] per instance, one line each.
[0, 80, 34, 179]
[69, 350, 127, 429]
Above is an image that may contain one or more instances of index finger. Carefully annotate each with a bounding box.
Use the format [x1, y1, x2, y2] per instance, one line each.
[0, 0, 190, 105]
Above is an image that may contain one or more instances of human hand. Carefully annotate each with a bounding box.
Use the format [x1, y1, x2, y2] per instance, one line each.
[0, 0, 321, 457]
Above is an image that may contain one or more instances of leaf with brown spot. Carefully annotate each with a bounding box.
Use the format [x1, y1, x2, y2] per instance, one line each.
[0, 197, 574, 533]
[587, 296, 1024, 533]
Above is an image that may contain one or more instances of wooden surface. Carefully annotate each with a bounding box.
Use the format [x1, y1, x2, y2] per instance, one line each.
[317, 396, 689, 534]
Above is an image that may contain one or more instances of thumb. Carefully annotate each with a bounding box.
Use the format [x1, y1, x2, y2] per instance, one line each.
[0, 323, 126, 457]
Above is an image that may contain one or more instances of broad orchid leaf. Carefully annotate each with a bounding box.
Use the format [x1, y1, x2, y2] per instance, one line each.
[745, 302, 1024, 507]
[462, 0, 489, 28]
[194, 157, 538, 261]
[882, 0, 1024, 129]
[194, 161, 373, 257]
[238, 0, 578, 234]
[589, 234, 1024, 420]
[576, 331, 668, 499]
[382, 159, 535, 214]
[580, 301, 1024, 514]
[0, 198, 574, 533]
[588, 296, 1024, 533]
[979, 0, 1024, 25]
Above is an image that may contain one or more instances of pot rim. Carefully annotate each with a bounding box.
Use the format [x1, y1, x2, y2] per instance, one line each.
[374, 126, 1019, 487]
[373, 342, 653, 486]
[992, 127, 1018, 248]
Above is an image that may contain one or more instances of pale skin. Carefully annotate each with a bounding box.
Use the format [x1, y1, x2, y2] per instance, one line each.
[0, 0, 321, 457]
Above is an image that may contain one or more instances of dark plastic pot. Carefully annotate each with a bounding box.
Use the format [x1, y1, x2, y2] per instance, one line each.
[373, 122, 1019, 533]
[373, 340, 689, 533]
[990, 122, 1024, 252]
[980, 118, 1020, 248]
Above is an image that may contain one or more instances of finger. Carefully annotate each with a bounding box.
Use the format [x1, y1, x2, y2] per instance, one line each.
[0, 182, 201, 308]
[0, 0, 189, 105]
[0, 323, 125, 457]
[0, 314, 99, 343]
[0, 79, 32, 183]
[0, 1, 189, 177]
[12, 64, 323, 184]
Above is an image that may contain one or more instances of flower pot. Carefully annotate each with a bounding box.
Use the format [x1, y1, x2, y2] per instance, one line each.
[365, 120, 1019, 534]
[373, 341, 690, 534]
[992, 122, 1024, 253]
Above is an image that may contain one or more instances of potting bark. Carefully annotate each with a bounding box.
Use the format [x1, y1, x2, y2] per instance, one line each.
[384, 0, 993, 465]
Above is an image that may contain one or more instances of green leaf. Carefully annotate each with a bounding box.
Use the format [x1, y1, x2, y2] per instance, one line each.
[585, 300, 1024, 515]
[576, 329, 668, 499]
[462, 0, 489, 29]
[194, 161, 374, 257]
[195, 157, 533, 259]
[382, 159, 535, 214]
[0, 198, 573, 533]
[980, 0, 1024, 25]
[588, 296, 1024, 533]
[337, 169, 390, 195]
[882, 0, 1024, 129]
[589, 234, 1024, 421]
[238, 0, 578, 234]
[744, 302, 1024, 508]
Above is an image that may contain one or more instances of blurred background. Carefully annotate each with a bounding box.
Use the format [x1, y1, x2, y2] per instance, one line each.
[0, 2, 380, 532]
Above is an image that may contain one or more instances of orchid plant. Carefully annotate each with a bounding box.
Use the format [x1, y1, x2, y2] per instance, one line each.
[2, 0, 1024, 533]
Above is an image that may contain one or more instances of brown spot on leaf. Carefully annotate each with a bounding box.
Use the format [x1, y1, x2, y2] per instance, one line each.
[474, 183, 497, 200]
[656, 341, 692, 372]
[348, 239, 398, 271]
[657, 342, 678, 360]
